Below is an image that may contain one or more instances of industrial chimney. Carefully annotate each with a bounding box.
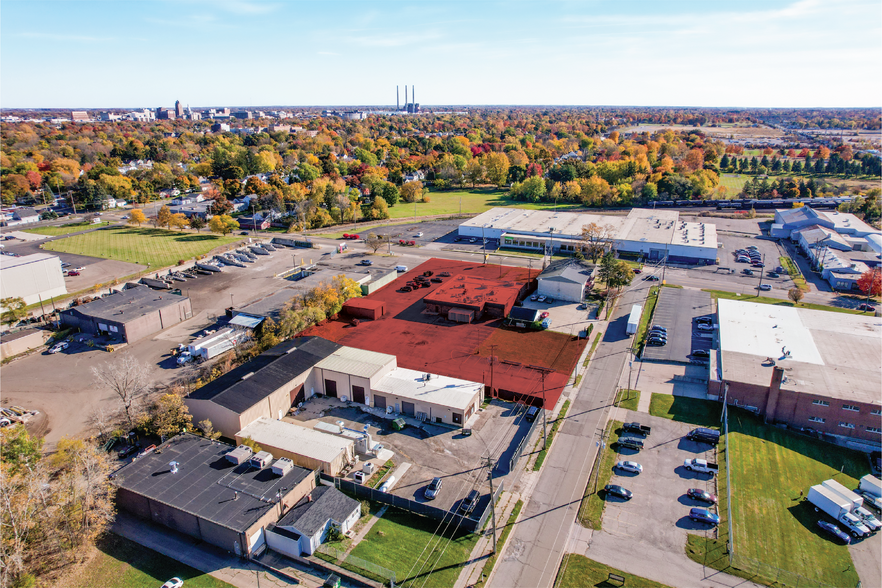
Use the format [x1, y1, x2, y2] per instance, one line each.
[397, 86, 399, 111]
[405, 85, 408, 109]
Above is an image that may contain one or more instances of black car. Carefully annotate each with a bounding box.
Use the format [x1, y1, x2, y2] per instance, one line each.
[643, 275, 660, 281]
[647, 339, 666, 346]
[647, 333, 667, 341]
[742, 269, 754, 275]
[460, 489, 480, 514]
[687, 488, 718, 504]
[767, 272, 779, 278]
[424, 477, 443, 500]
[604, 484, 633, 500]
[696, 317, 713, 325]
[649, 325, 667, 333]
[691, 349, 710, 358]
[117, 444, 140, 459]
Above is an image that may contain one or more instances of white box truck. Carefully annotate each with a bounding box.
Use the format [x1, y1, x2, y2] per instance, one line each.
[859, 474, 882, 498]
[626, 305, 642, 336]
[823, 478, 882, 532]
[808, 485, 870, 538]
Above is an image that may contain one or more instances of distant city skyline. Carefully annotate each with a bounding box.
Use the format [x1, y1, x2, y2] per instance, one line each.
[1, 0, 880, 109]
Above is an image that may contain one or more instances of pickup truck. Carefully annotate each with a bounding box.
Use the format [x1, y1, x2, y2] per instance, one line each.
[622, 422, 651, 437]
[617, 437, 644, 451]
[684, 458, 718, 474]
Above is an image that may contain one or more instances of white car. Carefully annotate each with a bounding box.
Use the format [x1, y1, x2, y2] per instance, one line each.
[697, 323, 714, 331]
[615, 460, 643, 474]
[537, 295, 547, 303]
[416, 232, 424, 237]
[160, 578, 184, 588]
[48, 341, 69, 354]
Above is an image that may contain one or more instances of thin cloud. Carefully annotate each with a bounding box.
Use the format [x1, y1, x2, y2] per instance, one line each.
[317, 51, 339, 56]
[18, 32, 114, 42]
[351, 31, 442, 48]
[212, 0, 281, 15]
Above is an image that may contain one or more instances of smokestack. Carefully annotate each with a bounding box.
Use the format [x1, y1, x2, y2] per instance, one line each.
[412, 85, 415, 106]
[397, 86, 399, 111]
[405, 85, 408, 109]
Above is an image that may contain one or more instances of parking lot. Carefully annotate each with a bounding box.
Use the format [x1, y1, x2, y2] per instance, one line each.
[701, 232, 794, 293]
[603, 411, 720, 553]
[289, 397, 531, 515]
[520, 298, 596, 336]
[642, 288, 714, 364]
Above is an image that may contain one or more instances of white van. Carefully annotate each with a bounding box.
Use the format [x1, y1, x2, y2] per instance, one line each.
[395, 265, 407, 272]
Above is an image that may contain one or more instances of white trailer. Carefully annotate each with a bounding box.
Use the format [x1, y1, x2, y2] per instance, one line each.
[808, 484, 870, 538]
[626, 305, 642, 336]
[859, 475, 882, 498]
[824, 478, 882, 532]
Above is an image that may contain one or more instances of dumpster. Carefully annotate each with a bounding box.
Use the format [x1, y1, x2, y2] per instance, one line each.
[392, 418, 406, 431]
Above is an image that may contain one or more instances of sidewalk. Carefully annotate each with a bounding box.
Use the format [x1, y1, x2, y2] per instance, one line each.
[454, 491, 523, 588]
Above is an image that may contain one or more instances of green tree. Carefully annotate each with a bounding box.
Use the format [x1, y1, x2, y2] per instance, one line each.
[209, 214, 240, 235]
[378, 182, 400, 207]
[296, 162, 321, 183]
[1, 297, 28, 327]
[189, 215, 206, 232]
[149, 393, 193, 439]
[370, 196, 390, 219]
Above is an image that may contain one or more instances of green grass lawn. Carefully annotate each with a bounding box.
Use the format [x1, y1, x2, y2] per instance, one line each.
[703, 289, 864, 315]
[689, 409, 866, 588]
[533, 400, 571, 471]
[387, 187, 586, 219]
[69, 533, 234, 588]
[582, 332, 602, 367]
[719, 173, 748, 195]
[614, 389, 641, 411]
[634, 285, 660, 354]
[578, 420, 622, 530]
[41, 226, 241, 269]
[25, 221, 111, 236]
[555, 554, 674, 588]
[347, 507, 479, 588]
[648, 394, 721, 429]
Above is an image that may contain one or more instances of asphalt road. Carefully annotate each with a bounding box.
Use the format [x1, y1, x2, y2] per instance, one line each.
[491, 277, 653, 588]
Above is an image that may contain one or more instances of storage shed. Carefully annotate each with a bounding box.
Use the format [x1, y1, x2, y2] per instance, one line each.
[343, 298, 386, 320]
[235, 417, 356, 476]
[267, 486, 361, 557]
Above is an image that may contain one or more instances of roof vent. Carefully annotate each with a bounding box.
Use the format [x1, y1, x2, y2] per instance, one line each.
[169, 461, 179, 474]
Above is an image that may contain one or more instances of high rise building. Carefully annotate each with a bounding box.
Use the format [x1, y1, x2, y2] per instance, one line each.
[175, 100, 183, 118]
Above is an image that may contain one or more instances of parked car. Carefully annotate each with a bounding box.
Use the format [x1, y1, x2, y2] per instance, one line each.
[696, 317, 713, 325]
[742, 269, 754, 275]
[758, 284, 772, 291]
[622, 422, 651, 436]
[647, 336, 668, 344]
[687, 488, 717, 504]
[358, 259, 373, 266]
[469, 238, 477, 243]
[649, 325, 667, 333]
[774, 266, 785, 273]
[689, 507, 721, 525]
[633, 268, 642, 274]
[817, 520, 851, 544]
[48, 341, 69, 354]
[615, 461, 643, 474]
[530, 294, 539, 301]
[400, 286, 413, 292]
[604, 484, 633, 500]
[439, 272, 451, 277]
[424, 477, 443, 500]
[544, 297, 555, 304]
[117, 444, 140, 459]
[647, 339, 666, 346]
[431, 277, 443, 283]
[766, 272, 779, 278]
[643, 275, 660, 281]
[752, 262, 765, 268]
[540, 311, 549, 319]
[858, 304, 876, 312]
[160, 578, 184, 588]
[691, 349, 710, 358]
[746, 245, 758, 250]
[460, 489, 480, 514]
[415, 232, 423, 237]
[73, 266, 85, 272]
[65, 271, 80, 276]
[736, 257, 750, 263]
[537, 295, 547, 303]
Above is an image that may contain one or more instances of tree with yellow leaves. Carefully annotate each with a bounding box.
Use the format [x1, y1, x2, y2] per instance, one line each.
[127, 209, 147, 226]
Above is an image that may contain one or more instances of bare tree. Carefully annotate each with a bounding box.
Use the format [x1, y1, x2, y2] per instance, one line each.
[0, 461, 49, 587]
[364, 232, 383, 254]
[91, 354, 151, 429]
[787, 287, 804, 305]
[580, 223, 616, 263]
[86, 405, 115, 442]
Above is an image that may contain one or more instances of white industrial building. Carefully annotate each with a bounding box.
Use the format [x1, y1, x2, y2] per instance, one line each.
[235, 417, 356, 476]
[372, 367, 484, 426]
[0, 253, 67, 306]
[458, 208, 719, 264]
[536, 258, 595, 302]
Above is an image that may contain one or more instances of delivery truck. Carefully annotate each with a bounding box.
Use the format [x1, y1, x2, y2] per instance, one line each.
[626, 305, 642, 335]
[823, 478, 881, 532]
[859, 474, 882, 498]
[808, 485, 870, 538]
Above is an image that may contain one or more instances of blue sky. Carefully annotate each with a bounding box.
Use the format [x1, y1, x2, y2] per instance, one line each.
[2, 0, 880, 108]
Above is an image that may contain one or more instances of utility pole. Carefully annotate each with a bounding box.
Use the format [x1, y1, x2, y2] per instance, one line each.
[757, 253, 766, 291]
[489, 344, 496, 399]
[541, 371, 548, 449]
[486, 456, 497, 553]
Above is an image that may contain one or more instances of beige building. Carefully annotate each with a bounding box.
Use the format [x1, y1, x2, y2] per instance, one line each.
[236, 417, 356, 476]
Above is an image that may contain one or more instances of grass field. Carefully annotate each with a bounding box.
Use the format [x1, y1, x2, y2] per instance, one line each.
[555, 554, 674, 588]
[703, 289, 864, 315]
[634, 285, 660, 354]
[578, 420, 621, 530]
[25, 221, 111, 236]
[648, 394, 721, 429]
[688, 409, 865, 588]
[719, 173, 749, 195]
[68, 534, 234, 588]
[614, 388, 640, 411]
[41, 226, 241, 269]
[347, 507, 479, 588]
[387, 187, 586, 219]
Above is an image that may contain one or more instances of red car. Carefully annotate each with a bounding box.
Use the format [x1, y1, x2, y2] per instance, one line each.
[540, 312, 550, 319]
[633, 268, 642, 274]
[66, 271, 80, 276]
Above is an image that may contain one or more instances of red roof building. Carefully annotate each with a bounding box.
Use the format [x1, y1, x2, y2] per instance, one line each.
[423, 275, 524, 322]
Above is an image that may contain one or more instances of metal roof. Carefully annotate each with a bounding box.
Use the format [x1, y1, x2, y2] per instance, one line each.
[230, 314, 264, 328]
[236, 417, 354, 464]
[0, 252, 60, 270]
[112, 434, 311, 533]
[315, 346, 396, 378]
[538, 258, 594, 284]
[373, 367, 483, 411]
[277, 485, 360, 537]
[509, 307, 540, 322]
[61, 285, 188, 324]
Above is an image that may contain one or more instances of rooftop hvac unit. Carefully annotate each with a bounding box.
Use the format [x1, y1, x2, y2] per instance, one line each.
[226, 445, 253, 465]
[353, 471, 367, 484]
[363, 461, 375, 474]
[250, 451, 274, 469]
[271, 457, 294, 476]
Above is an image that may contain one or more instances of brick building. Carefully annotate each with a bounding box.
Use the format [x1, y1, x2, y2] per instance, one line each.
[422, 275, 524, 323]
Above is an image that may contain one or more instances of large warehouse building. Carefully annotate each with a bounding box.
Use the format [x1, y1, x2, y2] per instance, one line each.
[60, 285, 192, 343]
[709, 299, 882, 447]
[236, 417, 356, 476]
[458, 207, 719, 264]
[0, 253, 67, 306]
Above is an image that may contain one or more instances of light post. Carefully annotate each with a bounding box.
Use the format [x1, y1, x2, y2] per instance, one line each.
[250, 202, 256, 236]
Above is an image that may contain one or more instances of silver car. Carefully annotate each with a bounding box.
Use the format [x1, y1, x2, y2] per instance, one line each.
[615, 460, 643, 474]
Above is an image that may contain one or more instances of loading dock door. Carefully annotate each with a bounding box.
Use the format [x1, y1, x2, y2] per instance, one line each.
[352, 385, 365, 405]
[374, 394, 386, 410]
[401, 401, 415, 416]
[325, 379, 338, 398]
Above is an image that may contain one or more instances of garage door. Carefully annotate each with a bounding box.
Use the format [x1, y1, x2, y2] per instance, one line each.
[401, 401, 415, 416]
[325, 379, 337, 398]
[352, 385, 365, 404]
[374, 394, 386, 410]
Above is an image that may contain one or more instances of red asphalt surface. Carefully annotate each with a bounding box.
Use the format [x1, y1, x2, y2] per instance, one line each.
[301, 258, 587, 408]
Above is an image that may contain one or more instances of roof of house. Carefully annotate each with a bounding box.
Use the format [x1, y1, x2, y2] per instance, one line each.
[508, 306, 540, 322]
[62, 285, 188, 324]
[277, 485, 360, 537]
[112, 433, 311, 533]
[236, 417, 354, 464]
[538, 258, 594, 284]
[373, 367, 483, 411]
[13, 207, 38, 219]
[315, 346, 396, 378]
[717, 299, 881, 405]
[187, 337, 341, 412]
